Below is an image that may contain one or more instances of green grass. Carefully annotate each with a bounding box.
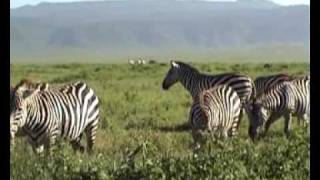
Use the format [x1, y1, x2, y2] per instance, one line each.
[10, 62, 309, 179]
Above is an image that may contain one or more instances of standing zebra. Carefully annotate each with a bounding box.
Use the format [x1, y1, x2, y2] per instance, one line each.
[190, 85, 241, 149]
[254, 73, 291, 97]
[10, 79, 100, 154]
[248, 79, 309, 140]
[162, 60, 255, 127]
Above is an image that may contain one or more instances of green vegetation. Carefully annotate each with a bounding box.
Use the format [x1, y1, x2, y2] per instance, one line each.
[10, 62, 309, 179]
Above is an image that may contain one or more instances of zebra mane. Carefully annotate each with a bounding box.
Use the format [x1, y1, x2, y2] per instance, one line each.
[14, 79, 49, 92]
[173, 61, 199, 73]
[291, 74, 309, 81]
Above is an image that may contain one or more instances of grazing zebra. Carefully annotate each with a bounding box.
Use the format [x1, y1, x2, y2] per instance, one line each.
[162, 60, 255, 127]
[10, 79, 100, 154]
[254, 73, 291, 97]
[190, 85, 241, 149]
[248, 79, 309, 140]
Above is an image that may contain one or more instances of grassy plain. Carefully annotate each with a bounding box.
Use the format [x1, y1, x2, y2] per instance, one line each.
[10, 62, 309, 179]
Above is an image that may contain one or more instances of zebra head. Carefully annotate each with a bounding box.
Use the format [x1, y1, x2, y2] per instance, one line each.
[248, 98, 269, 140]
[10, 80, 42, 145]
[162, 60, 198, 90]
[162, 60, 180, 90]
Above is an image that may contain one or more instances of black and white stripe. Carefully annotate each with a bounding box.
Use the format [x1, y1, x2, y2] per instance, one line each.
[10, 80, 100, 154]
[289, 75, 310, 126]
[254, 73, 291, 97]
[162, 60, 255, 126]
[190, 85, 241, 148]
[248, 78, 309, 140]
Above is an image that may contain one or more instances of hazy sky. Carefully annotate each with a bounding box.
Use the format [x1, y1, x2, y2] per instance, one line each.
[10, 0, 310, 9]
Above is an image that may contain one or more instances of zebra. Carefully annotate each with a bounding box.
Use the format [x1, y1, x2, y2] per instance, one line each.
[290, 75, 310, 127]
[248, 79, 309, 140]
[254, 73, 291, 97]
[162, 60, 255, 127]
[10, 79, 100, 154]
[128, 59, 136, 65]
[137, 59, 146, 65]
[190, 85, 241, 149]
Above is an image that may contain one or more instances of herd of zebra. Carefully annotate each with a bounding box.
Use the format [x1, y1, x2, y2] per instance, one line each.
[10, 60, 310, 154]
[128, 59, 147, 65]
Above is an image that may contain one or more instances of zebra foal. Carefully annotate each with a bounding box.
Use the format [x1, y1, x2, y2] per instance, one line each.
[10, 79, 100, 154]
[190, 85, 241, 149]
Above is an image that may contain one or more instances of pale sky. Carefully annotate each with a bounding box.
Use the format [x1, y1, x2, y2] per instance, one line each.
[10, 0, 310, 9]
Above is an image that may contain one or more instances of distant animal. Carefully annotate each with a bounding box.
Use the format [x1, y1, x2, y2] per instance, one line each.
[248, 79, 309, 140]
[190, 85, 241, 149]
[263, 64, 272, 69]
[162, 60, 255, 128]
[10, 79, 100, 154]
[149, 60, 157, 64]
[129, 59, 136, 65]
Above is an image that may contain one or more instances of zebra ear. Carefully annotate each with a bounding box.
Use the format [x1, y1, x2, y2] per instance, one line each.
[21, 84, 42, 99]
[22, 89, 37, 99]
[36, 82, 49, 91]
[171, 60, 179, 68]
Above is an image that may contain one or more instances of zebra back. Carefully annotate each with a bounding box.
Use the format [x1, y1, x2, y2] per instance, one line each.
[254, 73, 291, 97]
[163, 61, 255, 106]
[201, 73, 255, 105]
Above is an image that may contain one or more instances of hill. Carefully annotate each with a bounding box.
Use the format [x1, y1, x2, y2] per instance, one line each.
[10, 0, 310, 63]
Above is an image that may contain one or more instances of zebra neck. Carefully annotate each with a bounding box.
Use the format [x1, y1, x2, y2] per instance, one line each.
[23, 96, 42, 130]
[179, 70, 201, 97]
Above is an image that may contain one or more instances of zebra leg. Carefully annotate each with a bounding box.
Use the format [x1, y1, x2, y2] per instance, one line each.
[33, 145, 45, 155]
[10, 135, 15, 151]
[297, 116, 303, 126]
[262, 119, 273, 137]
[222, 129, 229, 139]
[85, 119, 99, 154]
[70, 134, 85, 153]
[26, 137, 44, 155]
[237, 107, 244, 130]
[284, 113, 292, 137]
[44, 133, 59, 156]
[192, 128, 205, 151]
[302, 114, 310, 128]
